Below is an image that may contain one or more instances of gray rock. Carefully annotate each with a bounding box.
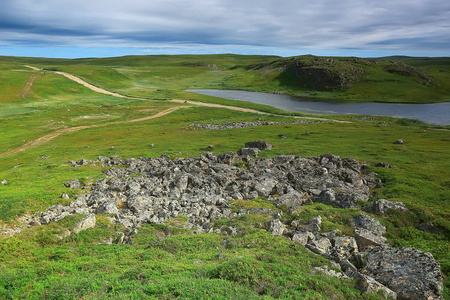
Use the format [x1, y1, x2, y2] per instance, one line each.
[352, 214, 386, 235]
[297, 215, 322, 234]
[317, 189, 360, 208]
[354, 228, 387, 251]
[61, 193, 70, 199]
[65, 179, 81, 189]
[363, 199, 408, 214]
[306, 237, 332, 255]
[417, 222, 445, 235]
[244, 140, 272, 150]
[292, 231, 314, 245]
[362, 246, 444, 300]
[340, 259, 357, 276]
[352, 214, 387, 250]
[73, 214, 96, 234]
[353, 272, 397, 299]
[217, 151, 241, 165]
[267, 219, 285, 236]
[332, 236, 358, 259]
[275, 190, 306, 211]
[1, 179, 8, 185]
[237, 147, 260, 157]
[394, 139, 404, 144]
[314, 265, 348, 279]
[96, 201, 119, 214]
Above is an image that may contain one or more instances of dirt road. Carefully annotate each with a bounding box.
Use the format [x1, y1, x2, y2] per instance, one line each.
[0, 106, 185, 158]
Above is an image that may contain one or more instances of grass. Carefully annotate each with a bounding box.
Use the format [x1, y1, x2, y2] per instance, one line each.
[0, 54, 449, 299]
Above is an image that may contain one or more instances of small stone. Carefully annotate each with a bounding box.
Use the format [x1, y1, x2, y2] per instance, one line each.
[1, 180, 8, 185]
[394, 139, 404, 144]
[61, 193, 70, 199]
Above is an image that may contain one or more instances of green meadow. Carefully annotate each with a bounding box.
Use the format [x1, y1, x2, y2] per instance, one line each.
[0, 55, 449, 299]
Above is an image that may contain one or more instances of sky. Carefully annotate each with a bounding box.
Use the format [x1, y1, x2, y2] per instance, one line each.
[0, 0, 449, 58]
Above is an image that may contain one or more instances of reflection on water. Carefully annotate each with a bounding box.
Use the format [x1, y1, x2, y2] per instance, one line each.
[186, 89, 450, 125]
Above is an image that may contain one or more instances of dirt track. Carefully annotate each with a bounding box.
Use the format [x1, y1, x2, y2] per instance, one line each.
[21, 75, 38, 98]
[2, 66, 349, 158]
[0, 106, 185, 158]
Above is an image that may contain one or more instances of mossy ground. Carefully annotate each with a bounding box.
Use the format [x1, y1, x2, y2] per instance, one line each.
[0, 56, 448, 299]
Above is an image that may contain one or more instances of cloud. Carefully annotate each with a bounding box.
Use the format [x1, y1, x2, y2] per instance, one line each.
[1, 0, 449, 56]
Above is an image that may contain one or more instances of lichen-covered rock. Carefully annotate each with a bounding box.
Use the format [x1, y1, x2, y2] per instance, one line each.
[362, 246, 444, 300]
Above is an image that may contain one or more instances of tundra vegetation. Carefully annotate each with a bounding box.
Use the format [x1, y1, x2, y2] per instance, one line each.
[0, 54, 449, 299]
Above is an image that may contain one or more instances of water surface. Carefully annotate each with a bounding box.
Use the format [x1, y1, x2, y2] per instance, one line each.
[187, 89, 450, 125]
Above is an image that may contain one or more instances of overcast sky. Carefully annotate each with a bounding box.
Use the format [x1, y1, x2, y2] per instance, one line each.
[1, 0, 449, 58]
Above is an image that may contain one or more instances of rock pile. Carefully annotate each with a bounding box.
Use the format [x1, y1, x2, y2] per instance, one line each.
[188, 119, 321, 130]
[41, 148, 379, 231]
[33, 142, 443, 299]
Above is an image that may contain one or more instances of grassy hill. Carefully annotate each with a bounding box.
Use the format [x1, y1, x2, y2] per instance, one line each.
[2, 54, 449, 103]
[0, 54, 449, 299]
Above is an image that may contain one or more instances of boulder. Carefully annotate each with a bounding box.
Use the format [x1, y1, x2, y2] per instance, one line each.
[314, 265, 348, 279]
[317, 189, 359, 209]
[362, 246, 444, 300]
[353, 272, 397, 299]
[237, 147, 260, 157]
[417, 222, 445, 235]
[297, 215, 322, 234]
[275, 190, 307, 211]
[332, 236, 358, 259]
[244, 140, 272, 150]
[96, 201, 119, 214]
[363, 199, 408, 214]
[267, 219, 285, 236]
[65, 179, 81, 189]
[352, 214, 386, 235]
[351, 214, 387, 250]
[291, 231, 314, 245]
[217, 151, 241, 165]
[73, 214, 96, 234]
[306, 237, 332, 255]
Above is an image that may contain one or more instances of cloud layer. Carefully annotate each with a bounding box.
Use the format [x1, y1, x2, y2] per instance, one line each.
[1, 0, 449, 56]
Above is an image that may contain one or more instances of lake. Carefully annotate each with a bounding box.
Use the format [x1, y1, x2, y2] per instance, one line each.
[186, 89, 450, 126]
